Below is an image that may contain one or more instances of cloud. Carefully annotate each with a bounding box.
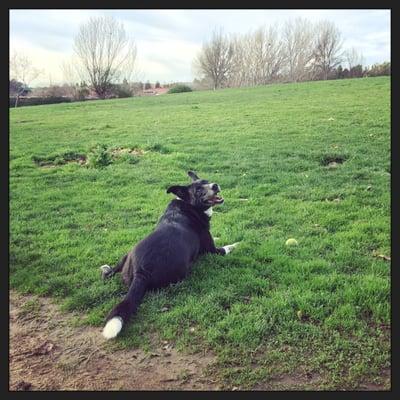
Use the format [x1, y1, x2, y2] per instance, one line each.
[9, 9, 390, 85]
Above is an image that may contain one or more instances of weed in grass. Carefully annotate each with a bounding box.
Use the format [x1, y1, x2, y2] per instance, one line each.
[144, 142, 170, 154]
[119, 153, 140, 165]
[86, 144, 112, 168]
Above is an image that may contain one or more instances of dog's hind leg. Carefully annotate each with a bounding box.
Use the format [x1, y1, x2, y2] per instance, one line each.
[102, 274, 148, 339]
[100, 253, 128, 280]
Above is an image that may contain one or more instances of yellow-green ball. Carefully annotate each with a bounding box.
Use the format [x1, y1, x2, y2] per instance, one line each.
[285, 238, 298, 246]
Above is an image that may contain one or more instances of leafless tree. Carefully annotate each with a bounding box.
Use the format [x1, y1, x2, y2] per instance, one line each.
[9, 52, 42, 107]
[61, 60, 80, 85]
[194, 28, 234, 90]
[226, 33, 250, 88]
[193, 19, 352, 88]
[225, 26, 285, 88]
[73, 16, 137, 98]
[312, 20, 343, 80]
[282, 18, 316, 82]
[344, 47, 365, 70]
[246, 25, 286, 85]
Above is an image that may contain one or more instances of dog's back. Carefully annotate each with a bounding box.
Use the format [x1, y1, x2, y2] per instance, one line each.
[123, 199, 206, 289]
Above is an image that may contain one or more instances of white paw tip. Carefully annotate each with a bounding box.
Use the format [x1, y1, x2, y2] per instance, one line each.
[223, 242, 240, 254]
[102, 317, 123, 339]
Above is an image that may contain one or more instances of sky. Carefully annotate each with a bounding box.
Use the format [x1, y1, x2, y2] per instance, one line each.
[9, 9, 391, 87]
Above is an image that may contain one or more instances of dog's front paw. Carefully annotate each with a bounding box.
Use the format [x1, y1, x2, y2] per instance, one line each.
[100, 264, 113, 280]
[223, 242, 240, 255]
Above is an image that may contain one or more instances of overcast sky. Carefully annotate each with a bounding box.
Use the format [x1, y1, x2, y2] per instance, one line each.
[10, 9, 391, 86]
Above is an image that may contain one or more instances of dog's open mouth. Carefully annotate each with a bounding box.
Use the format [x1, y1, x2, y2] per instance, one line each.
[208, 194, 224, 205]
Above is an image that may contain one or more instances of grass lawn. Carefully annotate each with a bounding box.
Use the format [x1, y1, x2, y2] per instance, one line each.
[9, 76, 391, 389]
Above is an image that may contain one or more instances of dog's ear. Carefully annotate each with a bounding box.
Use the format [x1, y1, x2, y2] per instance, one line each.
[166, 185, 190, 201]
[188, 171, 200, 181]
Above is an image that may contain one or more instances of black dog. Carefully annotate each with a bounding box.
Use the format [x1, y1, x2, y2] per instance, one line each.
[100, 171, 239, 339]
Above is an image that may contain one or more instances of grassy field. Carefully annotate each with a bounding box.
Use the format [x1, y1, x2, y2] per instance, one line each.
[9, 77, 390, 390]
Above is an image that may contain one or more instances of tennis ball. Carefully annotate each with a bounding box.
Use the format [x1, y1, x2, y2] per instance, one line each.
[285, 238, 298, 246]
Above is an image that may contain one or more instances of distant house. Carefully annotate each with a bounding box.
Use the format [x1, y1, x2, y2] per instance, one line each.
[154, 87, 168, 95]
[142, 86, 168, 96]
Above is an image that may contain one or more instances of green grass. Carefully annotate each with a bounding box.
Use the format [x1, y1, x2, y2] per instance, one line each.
[10, 77, 390, 389]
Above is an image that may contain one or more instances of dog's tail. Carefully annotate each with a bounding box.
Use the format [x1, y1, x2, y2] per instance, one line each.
[102, 275, 147, 340]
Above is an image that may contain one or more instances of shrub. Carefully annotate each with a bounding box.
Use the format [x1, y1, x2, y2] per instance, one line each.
[167, 84, 193, 94]
[349, 65, 363, 78]
[110, 79, 133, 98]
[9, 79, 30, 96]
[73, 82, 90, 101]
[38, 85, 70, 98]
[87, 144, 112, 168]
[131, 82, 144, 95]
[364, 62, 391, 77]
[110, 84, 133, 98]
[144, 142, 170, 154]
[9, 96, 72, 108]
[119, 153, 140, 164]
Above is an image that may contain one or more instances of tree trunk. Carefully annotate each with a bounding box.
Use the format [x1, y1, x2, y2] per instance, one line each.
[15, 94, 20, 108]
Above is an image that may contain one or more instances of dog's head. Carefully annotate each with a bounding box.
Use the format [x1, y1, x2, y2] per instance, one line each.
[167, 171, 224, 210]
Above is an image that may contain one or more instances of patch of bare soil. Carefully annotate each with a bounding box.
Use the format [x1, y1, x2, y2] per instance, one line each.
[9, 291, 219, 391]
[39, 157, 87, 168]
[111, 147, 145, 157]
[253, 372, 324, 391]
[254, 363, 391, 391]
[253, 369, 390, 391]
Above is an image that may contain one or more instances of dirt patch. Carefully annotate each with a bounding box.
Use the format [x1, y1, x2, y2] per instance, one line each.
[33, 153, 87, 167]
[357, 369, 391, 391]
[110, 147, 145, 157]
[253, 369, 390, 391]
[40, 157, 87, 168]
[267, 372, 322, 390]
[372, 251, 391, 262]
[34, 147, 147, 168]
[9, 291, 218, 391]
[320, 154, 348, 167]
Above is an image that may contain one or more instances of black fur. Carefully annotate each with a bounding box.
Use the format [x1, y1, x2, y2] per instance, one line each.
[103, 171, 229, 331]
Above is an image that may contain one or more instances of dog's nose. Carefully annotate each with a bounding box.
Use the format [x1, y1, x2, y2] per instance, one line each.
[211, 183, 220, 192]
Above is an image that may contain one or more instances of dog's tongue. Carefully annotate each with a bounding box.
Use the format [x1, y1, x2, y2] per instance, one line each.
[212, 195, 224, 204]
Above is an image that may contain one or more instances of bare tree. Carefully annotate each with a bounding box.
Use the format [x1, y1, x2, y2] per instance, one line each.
[282, 18, 316, 82]
[344, 47, 365, 70]
[312, 21, 343, 80]
[60, 59, 85, 99]
[219, 26, 285, 88]
[61, 60, 80, 85]
[194, 28, 234, 90]
[226, 33, 251, 88]
[193, 19, 348, 88]
[246, 25, 285, 85]
[9, 52, 42, 107]
[73, 16, 137, 98]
